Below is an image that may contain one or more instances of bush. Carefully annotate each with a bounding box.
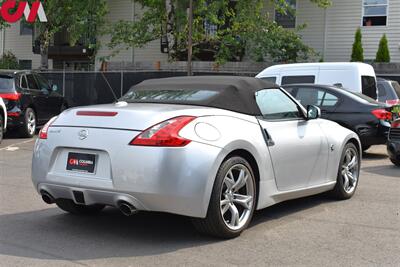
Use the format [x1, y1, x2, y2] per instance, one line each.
[0, 51, 20, 70]
[351, 28, 364, 62]
[375, 34, 390, 63]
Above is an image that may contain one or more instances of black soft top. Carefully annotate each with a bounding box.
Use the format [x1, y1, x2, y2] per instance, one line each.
[130, 76, 278, 115]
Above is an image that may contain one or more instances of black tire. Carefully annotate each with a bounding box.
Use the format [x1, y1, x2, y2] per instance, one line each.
[390, 158, 400, 166]
[19, 108, 36, 138]
[331, 143, 360, 200]
[192, 156, 257, 239]
[56, 199, 105, 215]
[0, 114, 3, 144]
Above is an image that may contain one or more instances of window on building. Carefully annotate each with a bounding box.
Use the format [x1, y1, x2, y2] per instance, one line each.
[281, 75, 315, 85]
[275, 0, 296, 28]
[20, 21, 33, 35]
[362, 0, 388, 26]
[19, 60, 32, 70]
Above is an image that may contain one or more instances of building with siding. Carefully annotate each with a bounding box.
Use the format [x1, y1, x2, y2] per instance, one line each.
[0, 0, 398, 70]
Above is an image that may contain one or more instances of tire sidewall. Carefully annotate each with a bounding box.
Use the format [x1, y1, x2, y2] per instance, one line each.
[209, 156, 257, 237]
[0, 115, 3, 143]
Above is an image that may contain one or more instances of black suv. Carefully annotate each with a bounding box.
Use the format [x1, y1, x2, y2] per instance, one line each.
[0, 70, 67, 137]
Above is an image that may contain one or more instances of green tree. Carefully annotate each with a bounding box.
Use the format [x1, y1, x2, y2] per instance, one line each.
[375, 34, 390, 63]
[0, 51, 20, 69]
[351, 28, 364, 62]
[108, 0, 331, 65]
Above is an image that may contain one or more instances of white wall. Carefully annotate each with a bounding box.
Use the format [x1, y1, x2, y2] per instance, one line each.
[0, 22, 52, 69]
[298, 0, 400, 62]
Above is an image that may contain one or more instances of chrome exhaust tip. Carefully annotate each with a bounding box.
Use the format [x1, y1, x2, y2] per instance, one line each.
[118, 201, 137, 216]
[41, 191, 55, 204]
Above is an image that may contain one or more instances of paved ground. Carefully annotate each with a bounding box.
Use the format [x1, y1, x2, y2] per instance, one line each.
[0, 136, 399, 267]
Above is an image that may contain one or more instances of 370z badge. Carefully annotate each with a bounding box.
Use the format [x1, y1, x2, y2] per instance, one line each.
[66, 152, 96, 173]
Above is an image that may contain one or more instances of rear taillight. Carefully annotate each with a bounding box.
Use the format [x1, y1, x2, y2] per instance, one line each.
[0, 93, 21, 101]
[371, 109, 392, 121]
[392, 121, 400, 128]
[386, 99, 400, 106]
[129, 116, 196, 147]
[39, 116, 58, 140]
[76, 111, 118, 117]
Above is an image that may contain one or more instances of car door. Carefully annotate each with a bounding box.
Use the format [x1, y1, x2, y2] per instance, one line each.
[26, 74, 48, 124]
[34, 73, 63, 117]
[255, 88, 329, 191]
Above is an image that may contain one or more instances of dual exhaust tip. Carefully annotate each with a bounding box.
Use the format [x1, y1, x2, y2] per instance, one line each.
[40, 191, 138, 216]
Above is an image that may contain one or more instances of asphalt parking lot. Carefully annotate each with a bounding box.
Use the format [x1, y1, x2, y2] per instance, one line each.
[0, 137, 399, 267]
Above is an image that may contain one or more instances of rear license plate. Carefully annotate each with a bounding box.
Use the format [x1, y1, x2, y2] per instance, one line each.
[66, 152, 96, 173]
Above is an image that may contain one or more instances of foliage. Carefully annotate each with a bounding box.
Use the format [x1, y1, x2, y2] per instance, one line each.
[0, 51, 20, 70]
[107, 0, 331, 64]
[26, 0, 109, 69]
[375, 34, 390, 63]
[351, 28, 364, 62]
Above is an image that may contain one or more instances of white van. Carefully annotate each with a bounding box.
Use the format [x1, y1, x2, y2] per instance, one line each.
[256, 62, 378, 99]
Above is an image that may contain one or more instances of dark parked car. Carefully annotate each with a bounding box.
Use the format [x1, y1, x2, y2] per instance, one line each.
[387, 119, 400, 166]
[0, 70, 67, 137]
[377, 78, 400, 105]
[283, 84, 392, 151]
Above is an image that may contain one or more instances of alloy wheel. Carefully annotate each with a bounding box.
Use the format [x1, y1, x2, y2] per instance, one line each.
[27, 111, 36, 135]
[340, 147, 359, 194]
[220, 164, 255, 231]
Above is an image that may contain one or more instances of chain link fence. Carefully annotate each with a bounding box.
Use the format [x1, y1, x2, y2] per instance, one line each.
[39, 71, 249, 107]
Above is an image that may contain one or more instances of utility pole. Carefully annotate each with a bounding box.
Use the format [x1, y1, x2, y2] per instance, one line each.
[187, 0, 193, 76]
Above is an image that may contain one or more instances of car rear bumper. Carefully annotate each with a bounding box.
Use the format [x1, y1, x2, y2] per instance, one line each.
[31, 127, 225, 218]
[358, 122, 390, 147]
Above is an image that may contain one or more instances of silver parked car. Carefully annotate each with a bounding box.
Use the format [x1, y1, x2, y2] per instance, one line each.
[32, 76, 361, 238]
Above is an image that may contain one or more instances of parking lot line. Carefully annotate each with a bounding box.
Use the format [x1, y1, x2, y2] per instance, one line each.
[0, 139, 35, 151]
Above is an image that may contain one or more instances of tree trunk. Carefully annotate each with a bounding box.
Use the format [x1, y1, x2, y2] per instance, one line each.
[39, 29, 50, 70]
[165, 0, 176, 60]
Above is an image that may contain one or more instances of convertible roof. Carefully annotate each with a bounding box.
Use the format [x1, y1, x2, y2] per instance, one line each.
[131, 76, 278, 115]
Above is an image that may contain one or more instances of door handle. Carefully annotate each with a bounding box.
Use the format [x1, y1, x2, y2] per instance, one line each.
[263, 129, 275, 146]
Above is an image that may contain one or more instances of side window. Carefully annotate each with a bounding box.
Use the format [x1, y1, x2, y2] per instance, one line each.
[26, 74, 39, 90]
[321, 92, 339, 107]
[281, 75, 315, 85]
[260, 76, 277, 84]
[295, 88, 323, 106]
[362, 76, 377, 99]
[294, 87, 338, 107]
[20, 75, 28, 89]
[255, 88, 303, 121]
[34, 74, 51, 91]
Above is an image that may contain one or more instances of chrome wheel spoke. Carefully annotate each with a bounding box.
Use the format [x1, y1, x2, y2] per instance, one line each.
[220, 199, 230, 215]
[233, 194, 253, 209]
[343, 173, 350, 190]
[232, 169, 247, 192]
[228, 203, 240, 227]
[347, 156, 357, 170]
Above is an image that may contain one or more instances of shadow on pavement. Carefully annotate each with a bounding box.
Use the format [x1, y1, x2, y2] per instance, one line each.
[361, 165, 400, 178]
[362, 151, 388, 160]
[0, 194, 330, 261]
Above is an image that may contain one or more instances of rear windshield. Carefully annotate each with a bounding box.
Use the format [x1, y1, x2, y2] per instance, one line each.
[120, 89, 219, 103]
[349, 92, 381, 104]
[0, 76, 15, 92]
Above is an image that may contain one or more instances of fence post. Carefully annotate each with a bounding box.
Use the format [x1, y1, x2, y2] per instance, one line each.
[121, 71, 124, 97]
[62, 70, 66, 97]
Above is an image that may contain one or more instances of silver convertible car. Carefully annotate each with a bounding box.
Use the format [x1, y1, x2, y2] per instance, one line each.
[32, 76, 361, 238]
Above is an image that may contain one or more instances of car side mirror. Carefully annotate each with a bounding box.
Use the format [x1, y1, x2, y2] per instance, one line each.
[51, 84, 58, 92]
[307, 105, 321, 120]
